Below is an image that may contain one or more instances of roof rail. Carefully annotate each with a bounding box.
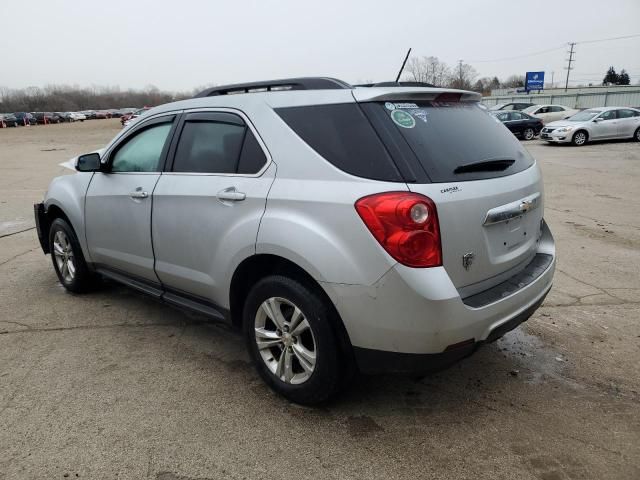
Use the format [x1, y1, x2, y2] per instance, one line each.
[193, 77, 353, 98]
[354, 81, 437, 88]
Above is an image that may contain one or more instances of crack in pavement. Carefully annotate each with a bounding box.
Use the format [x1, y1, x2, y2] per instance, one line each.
[544, 300, 640, 308]
[0, 247, 39, 267]
[0, 226, 36, 239]
[552, 269, 640, 306]
[0, 321, 185, 336]
[546, 206, 640, 231]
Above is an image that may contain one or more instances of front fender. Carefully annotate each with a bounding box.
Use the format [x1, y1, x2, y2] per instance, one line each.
[44, 172, 93, 260]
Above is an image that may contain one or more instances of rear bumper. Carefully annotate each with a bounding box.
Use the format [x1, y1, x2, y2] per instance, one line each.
[323, 221, 555, 370]
[354, 290, 547, 375]
[34, 203, 50, 254]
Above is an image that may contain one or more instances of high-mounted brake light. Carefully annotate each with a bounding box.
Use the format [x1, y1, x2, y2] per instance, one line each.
[355, 192, 442, 268]
[434, 92, 462, 102]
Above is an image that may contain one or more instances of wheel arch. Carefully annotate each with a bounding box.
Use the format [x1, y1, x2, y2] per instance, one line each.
[46, 204, 73, 228]
[573, 129, 589, 143]
[229, 253, 355, 360]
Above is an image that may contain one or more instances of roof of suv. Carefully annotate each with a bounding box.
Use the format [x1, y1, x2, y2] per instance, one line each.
[145, 77, 482, 117]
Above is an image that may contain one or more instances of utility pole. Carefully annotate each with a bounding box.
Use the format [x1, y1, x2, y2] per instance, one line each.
[458, 60, 463, 88]
[564, 42, 576, 92]
[551, 71, 555, 88]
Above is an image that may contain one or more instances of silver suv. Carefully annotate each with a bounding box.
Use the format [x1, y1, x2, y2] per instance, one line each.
[34, 78, 555, 404]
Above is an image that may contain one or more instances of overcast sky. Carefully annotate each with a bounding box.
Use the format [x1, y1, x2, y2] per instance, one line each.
[2, 0, 639, 92]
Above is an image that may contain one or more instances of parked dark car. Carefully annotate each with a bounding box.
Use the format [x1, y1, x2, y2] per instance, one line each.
[94, 110, 112, 119]
[492, 111, 543, 140]
[81, 110, 97, 119]
[489, 102, 535, 111]
[1, 113, 20, 127]
[109, 109, 124, 118]
[33, 112, 61, 124]
[55, 112, 73, 122]
[14, 112, 37, 126]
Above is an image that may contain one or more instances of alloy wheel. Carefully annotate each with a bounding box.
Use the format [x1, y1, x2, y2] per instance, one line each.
[53, 230, 76, 283]
[254, 297, 317, 384]
[574, 132, 587, 145]
[523, 128, 534, 140]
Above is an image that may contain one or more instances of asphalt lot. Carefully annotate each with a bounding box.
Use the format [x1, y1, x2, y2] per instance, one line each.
[1, 120, 639, 479]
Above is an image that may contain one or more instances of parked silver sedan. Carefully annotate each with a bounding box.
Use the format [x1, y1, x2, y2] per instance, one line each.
[541, 107, 640, 146]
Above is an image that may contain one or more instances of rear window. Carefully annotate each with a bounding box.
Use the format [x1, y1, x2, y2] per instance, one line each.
[362, 101, 535, 183]
[275, 104, 402, 182]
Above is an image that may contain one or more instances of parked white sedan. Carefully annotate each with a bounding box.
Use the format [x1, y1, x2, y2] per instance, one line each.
[69, 112, 86, 122]
[541, 107, 640, 146]
[523, 104, 578, 124]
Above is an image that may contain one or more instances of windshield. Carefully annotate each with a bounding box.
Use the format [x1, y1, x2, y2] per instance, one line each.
[522, 106, 539, 114]
[363, 101, 534, 183]
[489, 104, 505, 110]
[567, 109, 601, 121]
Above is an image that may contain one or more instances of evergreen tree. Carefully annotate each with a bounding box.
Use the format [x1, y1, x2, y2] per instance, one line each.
[618, 69, 630, 85]
[603, 66, 619, 85]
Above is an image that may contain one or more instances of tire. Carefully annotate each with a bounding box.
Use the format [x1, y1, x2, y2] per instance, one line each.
[48, 218, 97, 293]
[571, 130, 588, 146]
[634, 127, 640, 142]
[243, 275, 347, 405]
[523, 128, 535, 140]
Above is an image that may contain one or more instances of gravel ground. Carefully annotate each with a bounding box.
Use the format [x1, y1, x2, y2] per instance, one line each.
[1, 120, 639, 479]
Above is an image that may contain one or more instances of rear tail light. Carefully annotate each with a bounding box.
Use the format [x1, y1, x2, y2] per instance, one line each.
[355, 192, 442, 268]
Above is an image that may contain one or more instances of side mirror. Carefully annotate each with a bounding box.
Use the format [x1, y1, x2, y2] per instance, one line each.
[76, 152, 102, 172]
[593, 117, 603, 123]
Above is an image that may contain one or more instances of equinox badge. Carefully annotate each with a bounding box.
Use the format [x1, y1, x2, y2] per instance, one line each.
[462, 252, 475, 271]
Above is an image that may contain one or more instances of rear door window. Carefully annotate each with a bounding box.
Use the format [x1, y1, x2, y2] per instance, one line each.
[617, 109, 638, 118]
[361, 101, 534, 183]
[171, 112, 267, 174]
[173, 120, 245, 173]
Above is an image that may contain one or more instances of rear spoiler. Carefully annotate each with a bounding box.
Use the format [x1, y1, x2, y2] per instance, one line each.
[352, 87, 481, 103]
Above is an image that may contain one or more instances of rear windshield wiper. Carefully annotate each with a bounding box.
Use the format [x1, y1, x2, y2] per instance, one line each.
[453, 159, 515, 174]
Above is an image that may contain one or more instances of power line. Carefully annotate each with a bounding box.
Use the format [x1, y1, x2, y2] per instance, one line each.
[468, 45, 565, 63]
[576, 33, 640, 44]
[467, 33, 640, 64]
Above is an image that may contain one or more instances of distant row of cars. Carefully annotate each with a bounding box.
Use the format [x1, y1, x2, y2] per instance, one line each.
[488, 102, 640, 146]
[120, 107, 150, 127]
[0, 108, 145, 128]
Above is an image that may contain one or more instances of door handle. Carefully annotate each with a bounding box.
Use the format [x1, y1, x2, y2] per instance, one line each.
[129, 190, 149, 199]
[217, 187, 246, 202]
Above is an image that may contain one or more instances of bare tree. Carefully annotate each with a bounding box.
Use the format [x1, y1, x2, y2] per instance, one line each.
[404, 56, 451, 86]
[0, 84, 191, 112]
[448, 62, 478, 90]
[472, 77, 496, 96]
[501, 75, 525, 88]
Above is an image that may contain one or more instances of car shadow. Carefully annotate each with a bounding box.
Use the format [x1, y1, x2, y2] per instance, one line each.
[96, 279, 563, 420]
[539, 137, 637, 147]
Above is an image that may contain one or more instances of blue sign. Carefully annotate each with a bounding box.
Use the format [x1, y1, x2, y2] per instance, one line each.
[526, 71, 545, 91]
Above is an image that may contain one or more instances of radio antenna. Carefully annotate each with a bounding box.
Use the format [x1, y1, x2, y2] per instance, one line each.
[394, 48, 412, 83]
